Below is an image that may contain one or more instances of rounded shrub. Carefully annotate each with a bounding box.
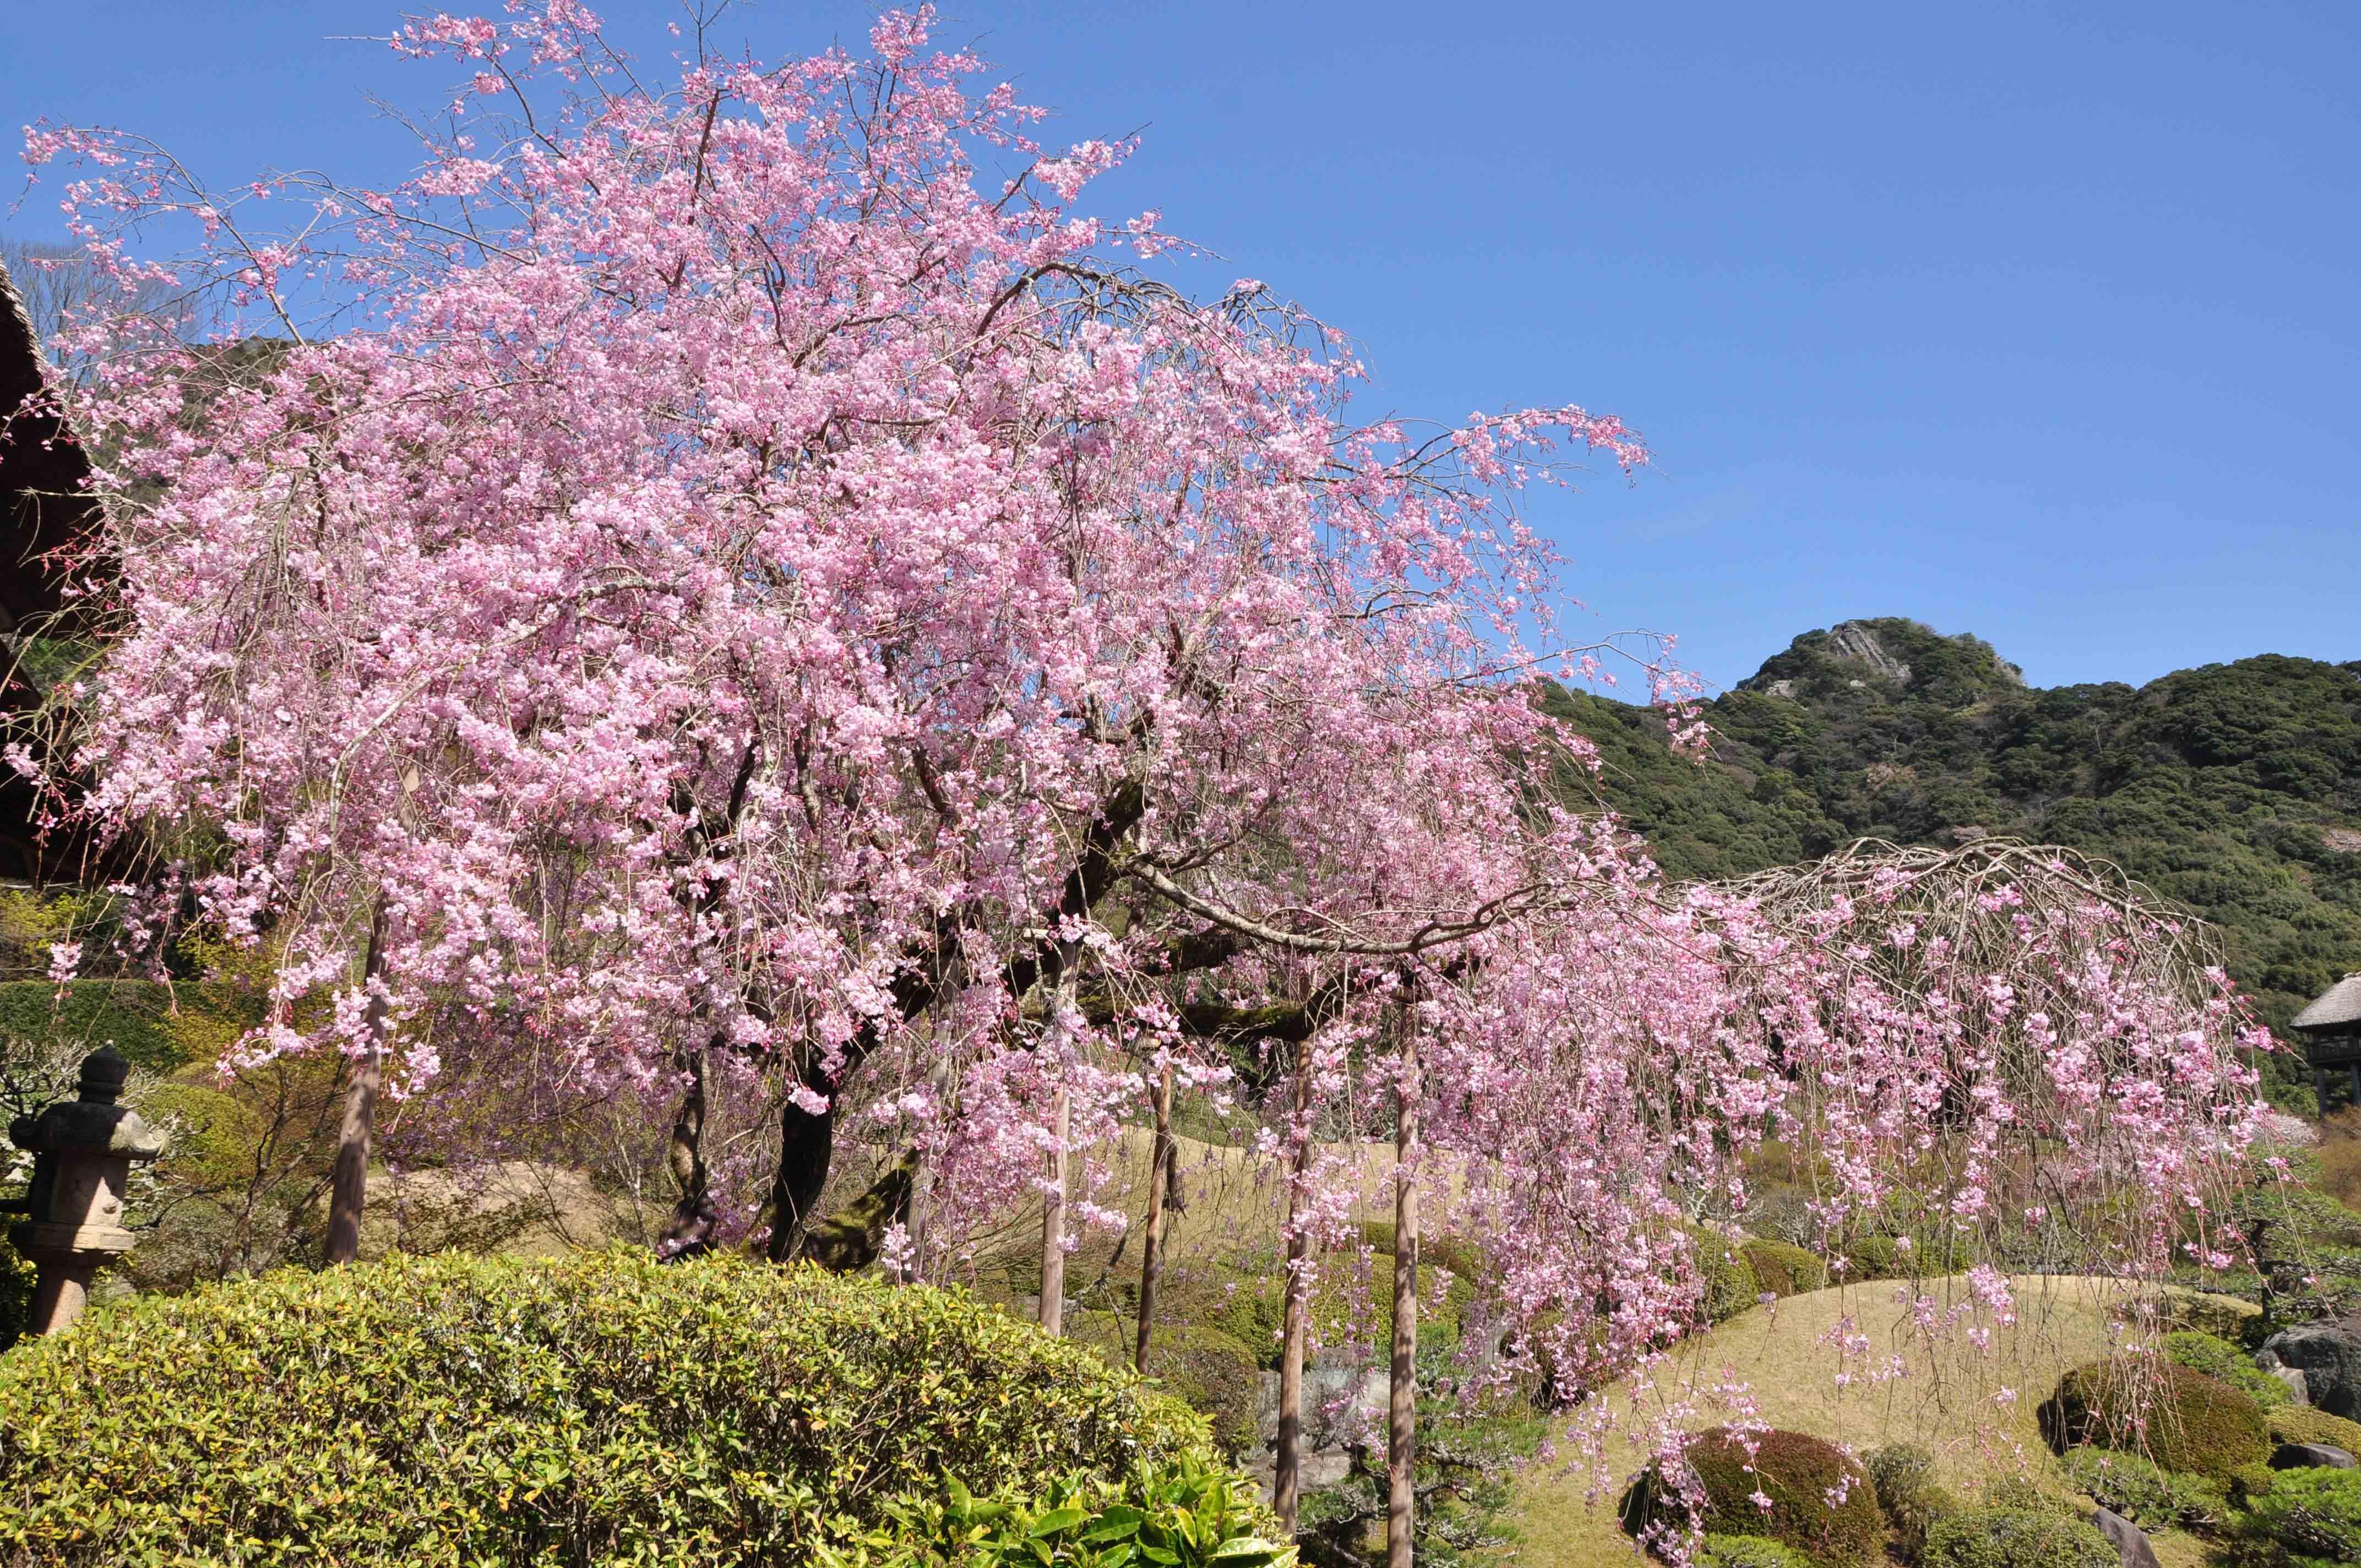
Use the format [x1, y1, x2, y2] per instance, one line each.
[2059, 1445, 2223, 1530]
[2042, 1356, 2271, 1480]
[1685, 1227, 1762, 1323]
[2222, 1466, 2361, 1568]
[1742, 1238, 1829, 1300]
[1623, 1427, 1884, 1567]
[0, 1249, 1218, 1565]
[1867, 1442, 1960, 1556]
[1921, 1509, 2118, 1568]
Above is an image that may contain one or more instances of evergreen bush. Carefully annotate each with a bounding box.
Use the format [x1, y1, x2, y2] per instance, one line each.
[0, 1250, 1219, 1565]
[1623, 1427, 1885, 1567]
[1920, 1509, 2118, 1568]
[2042, 1357, 2271, 1480]
[2164, 1330, 2293, 1411]
[2219, 1466, 2361, 1568]
[2058, 1446, 2223, 1529]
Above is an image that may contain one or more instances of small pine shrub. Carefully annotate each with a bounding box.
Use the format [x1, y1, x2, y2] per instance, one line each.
[2220, 1466, 2361, 1568]
[2059, 1445, 2223, 1529]
[2164, 1330, 2293, 1411]
[1921, 1509, 2118, 1568]
[1623, 1427, 1884, 1567]
[1867, 1442, 1958, 1557]
[2042, 1356, 2271, 1480]
[2232, 1461, 2278, 1505]
[0, 1250, 1219, 1565]
[1742, 1238, 1829, 1299]
[1699, 1533, 1817, 1568]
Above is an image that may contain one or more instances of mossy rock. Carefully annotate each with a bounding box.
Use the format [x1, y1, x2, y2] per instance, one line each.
[1741, 1238, 1828, 1299]
[1622, 1427, 1884, 1567]
[2042, 1356, 2271, 1480]
[1071, 1311, 1260, 1458]
[2132, 1289, 2262, 1341]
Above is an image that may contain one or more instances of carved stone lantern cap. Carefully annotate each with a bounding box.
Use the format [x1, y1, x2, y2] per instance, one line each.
[7, 1046, 166, 1161]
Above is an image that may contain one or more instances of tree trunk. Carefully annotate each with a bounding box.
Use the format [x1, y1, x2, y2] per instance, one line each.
[1387, 1015, 1421, 1568]
[1274, 1049, 1315, 1533]
[766, 1068, 836, 1262]
[323, 897, 390, 1267]
[1135, 1055, 1177, 1372]
[1038, 1080, 1070, 1335]
[658, 1041, 714, 1259]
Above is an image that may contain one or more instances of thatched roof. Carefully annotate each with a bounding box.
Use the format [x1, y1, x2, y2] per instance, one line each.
[2294, 974, 2361, 1034]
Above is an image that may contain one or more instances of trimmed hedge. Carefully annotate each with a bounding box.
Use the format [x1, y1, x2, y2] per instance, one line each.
[1921, 1509, 2118, 1568]
[2042, 1357, 2271, 1481]
[1741, 1238, 1827, 1300]
[1686, 1227, 1762, 1324]
[1623, 1427, 1884, 1567]
[0, 1250, 1219, 1565]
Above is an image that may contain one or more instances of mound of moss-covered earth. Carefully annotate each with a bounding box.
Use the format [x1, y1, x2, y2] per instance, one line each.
[1543, 618, 2361, 1084]
[0, 1250, 1263, 1566]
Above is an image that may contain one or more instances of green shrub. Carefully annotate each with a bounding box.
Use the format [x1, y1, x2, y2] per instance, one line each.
[1356, 1218, 1487, 1284]
[1071, 1313, 1260, 1458]
[1837, 1229, 1973, 1282]
[2164, 1330, 2293, 1411]
[1623, 1427, 1884, 1567]
[0, 1250, 1220, 1565]
[2271, 1407, 2361, 1455]
[0, 1229, 34, 1354]
[1921, 1509, 2118, 1568]
[832, 1452, 1291, 1567]
[2233, 1461, 2279, 1505]
[1983, 1474, 2085, 1518]
[2058, 1445, 2223, 1530]
[2221, 1466, 2361, 1568]
[1742, 1238, 1829, 1299]
[2042, 1356, 2271, 1480]
[1699, 1533, 1817, 1568]
[1687, 1227, 1762, 1323]
[1867, 1442, 1959, 1556]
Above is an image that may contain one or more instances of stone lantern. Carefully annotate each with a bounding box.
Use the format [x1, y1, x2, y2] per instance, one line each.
[4, 1046, 165, 1335]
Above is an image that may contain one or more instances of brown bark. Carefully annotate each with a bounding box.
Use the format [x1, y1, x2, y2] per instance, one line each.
[1387, 1015, 1422, 1568]
[1134, 1055, 1177, 1372]
[657, 1042, 714, 1257]
[1273, 1050, 1314, 1533]
[1038, 1080, 1070, 1335]
[323, 896, 390, 1267]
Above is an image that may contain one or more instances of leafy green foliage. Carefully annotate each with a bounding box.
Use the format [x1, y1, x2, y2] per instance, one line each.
[2042, 1357, 2272, 1480]
[1698, 1533, 1818, 1568]
[1623, 1427, 1885, 1567]
[0, 1250, 1220, 1565]
[2058, 1446, 2223, 1531]
[2166, 1331, 2294, 1411]
[2218, 1466, 2361, 1568]
[2271, 1407, 2361, 1454]
[1919, 1508, 2119, 1568]
[0, 1229, 33, 1353]
[823, 1455, 1293, 1567]
[1070, 1313, 1261, 1458]
[1543, 624, 2361, 1087]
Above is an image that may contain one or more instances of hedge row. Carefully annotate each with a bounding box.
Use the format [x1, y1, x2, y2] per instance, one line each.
[0, 1250, 1218, 1565]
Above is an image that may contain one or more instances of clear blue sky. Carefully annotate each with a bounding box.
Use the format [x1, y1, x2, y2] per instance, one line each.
[6, 1, 2355, 696]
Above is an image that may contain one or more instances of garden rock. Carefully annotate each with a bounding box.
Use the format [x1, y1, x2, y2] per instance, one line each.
[2256, 1349, 2313, 1407]
[2091, 1507, 2161, 1568]
[2261, 1329, 2361, 1418]
[2270, 1443, 2358, 1470]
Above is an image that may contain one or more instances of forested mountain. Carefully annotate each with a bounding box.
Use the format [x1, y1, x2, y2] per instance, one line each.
[1546, 618, 2361, 1057]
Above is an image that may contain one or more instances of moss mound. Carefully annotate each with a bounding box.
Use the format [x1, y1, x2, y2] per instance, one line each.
[2042, 1356, 2271, 1480]
[0, 1250, 1217, 1565]
[1624, 1427, 1884, 1567]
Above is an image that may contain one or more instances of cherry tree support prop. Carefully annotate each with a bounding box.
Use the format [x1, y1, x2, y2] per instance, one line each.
[1388, 1009, 1421, 1568]
[1134, 1053, 1177, 1373]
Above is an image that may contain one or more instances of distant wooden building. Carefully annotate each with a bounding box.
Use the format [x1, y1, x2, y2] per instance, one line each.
[2294, 973, 2361, 1112]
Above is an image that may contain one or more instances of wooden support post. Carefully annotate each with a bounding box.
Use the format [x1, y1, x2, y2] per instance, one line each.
[1386, 1012, 1421, 1568]
[1274, 1052, 1314, 1534]
[1135, 1055, 1177, 1373]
